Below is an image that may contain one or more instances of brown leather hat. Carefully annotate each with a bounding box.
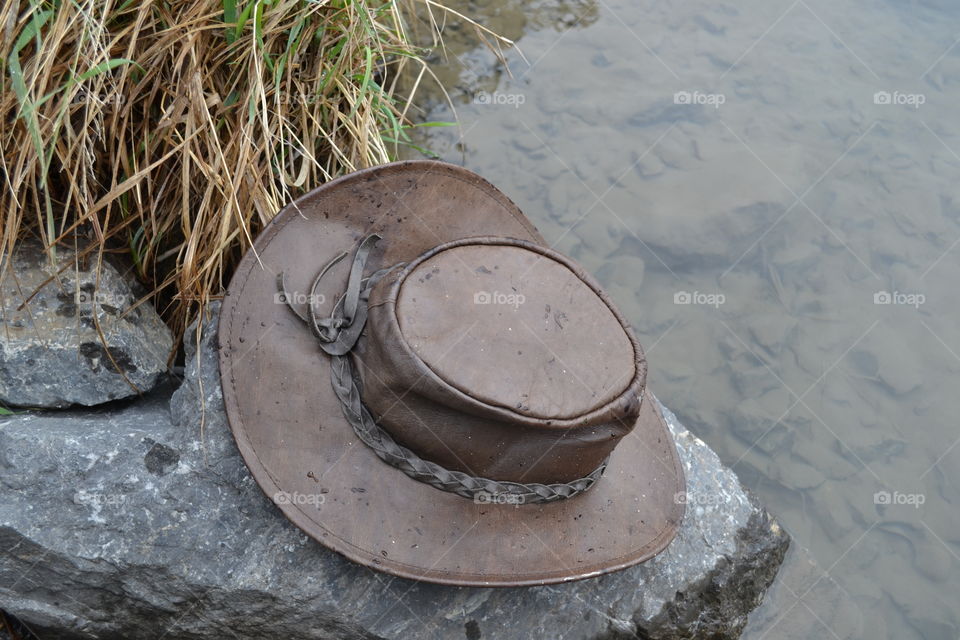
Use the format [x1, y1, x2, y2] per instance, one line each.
[219, 160, 685, 586]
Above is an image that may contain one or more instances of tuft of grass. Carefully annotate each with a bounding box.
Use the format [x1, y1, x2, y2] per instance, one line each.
[0, 0, 512, 357]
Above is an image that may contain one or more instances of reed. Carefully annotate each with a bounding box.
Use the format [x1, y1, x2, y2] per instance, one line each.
[1, 0, 507, 356]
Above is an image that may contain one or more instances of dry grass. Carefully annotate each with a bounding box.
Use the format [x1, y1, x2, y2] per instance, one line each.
[0, 0, 510, 359]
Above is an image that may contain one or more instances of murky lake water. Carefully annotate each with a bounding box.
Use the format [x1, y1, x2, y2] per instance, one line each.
[401, 0, 960, 637]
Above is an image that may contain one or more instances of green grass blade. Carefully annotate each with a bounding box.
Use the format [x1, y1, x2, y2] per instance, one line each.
[74, 58, 137, 83]
[380, 137, 441, 159]
[12, 8, 51, 54]
[348, 46, 374, 117]
[35, 58, 138, 108]
[235, 1, 257, 41]
[8, 8, 54, 254]
[223, 0, 238, 38]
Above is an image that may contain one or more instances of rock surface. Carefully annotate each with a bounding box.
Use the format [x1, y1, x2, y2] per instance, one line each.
[0, 240, 173, 408]
[0, 303, 788, 639]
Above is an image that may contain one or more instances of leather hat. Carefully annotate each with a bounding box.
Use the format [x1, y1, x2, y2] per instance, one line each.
[219, 160, 685, 586]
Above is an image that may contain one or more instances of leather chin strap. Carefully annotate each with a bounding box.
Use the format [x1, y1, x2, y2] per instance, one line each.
[278, 234, 607, 504]
[277, 233, 389, 356]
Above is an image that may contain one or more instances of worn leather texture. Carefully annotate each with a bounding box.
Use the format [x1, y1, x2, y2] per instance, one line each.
[219, 160, 686, 586]
[355, 237, 644, 484]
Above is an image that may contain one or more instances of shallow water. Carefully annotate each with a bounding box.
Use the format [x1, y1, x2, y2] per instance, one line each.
[401, 0, 960, 637]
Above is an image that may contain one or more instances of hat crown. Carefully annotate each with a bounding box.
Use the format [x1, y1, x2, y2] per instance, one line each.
[355, 237, 647, 485]
[396, 242, 636, 421]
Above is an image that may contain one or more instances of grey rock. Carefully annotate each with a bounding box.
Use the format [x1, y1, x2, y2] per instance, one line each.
[0, 302, 788, 639]
[0, 240, 173, 408]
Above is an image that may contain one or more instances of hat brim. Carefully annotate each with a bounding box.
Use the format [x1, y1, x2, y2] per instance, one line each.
[219, 160, 685, 586]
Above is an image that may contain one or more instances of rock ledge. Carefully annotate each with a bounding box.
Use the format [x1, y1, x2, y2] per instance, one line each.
[0, 303, 788, 639]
